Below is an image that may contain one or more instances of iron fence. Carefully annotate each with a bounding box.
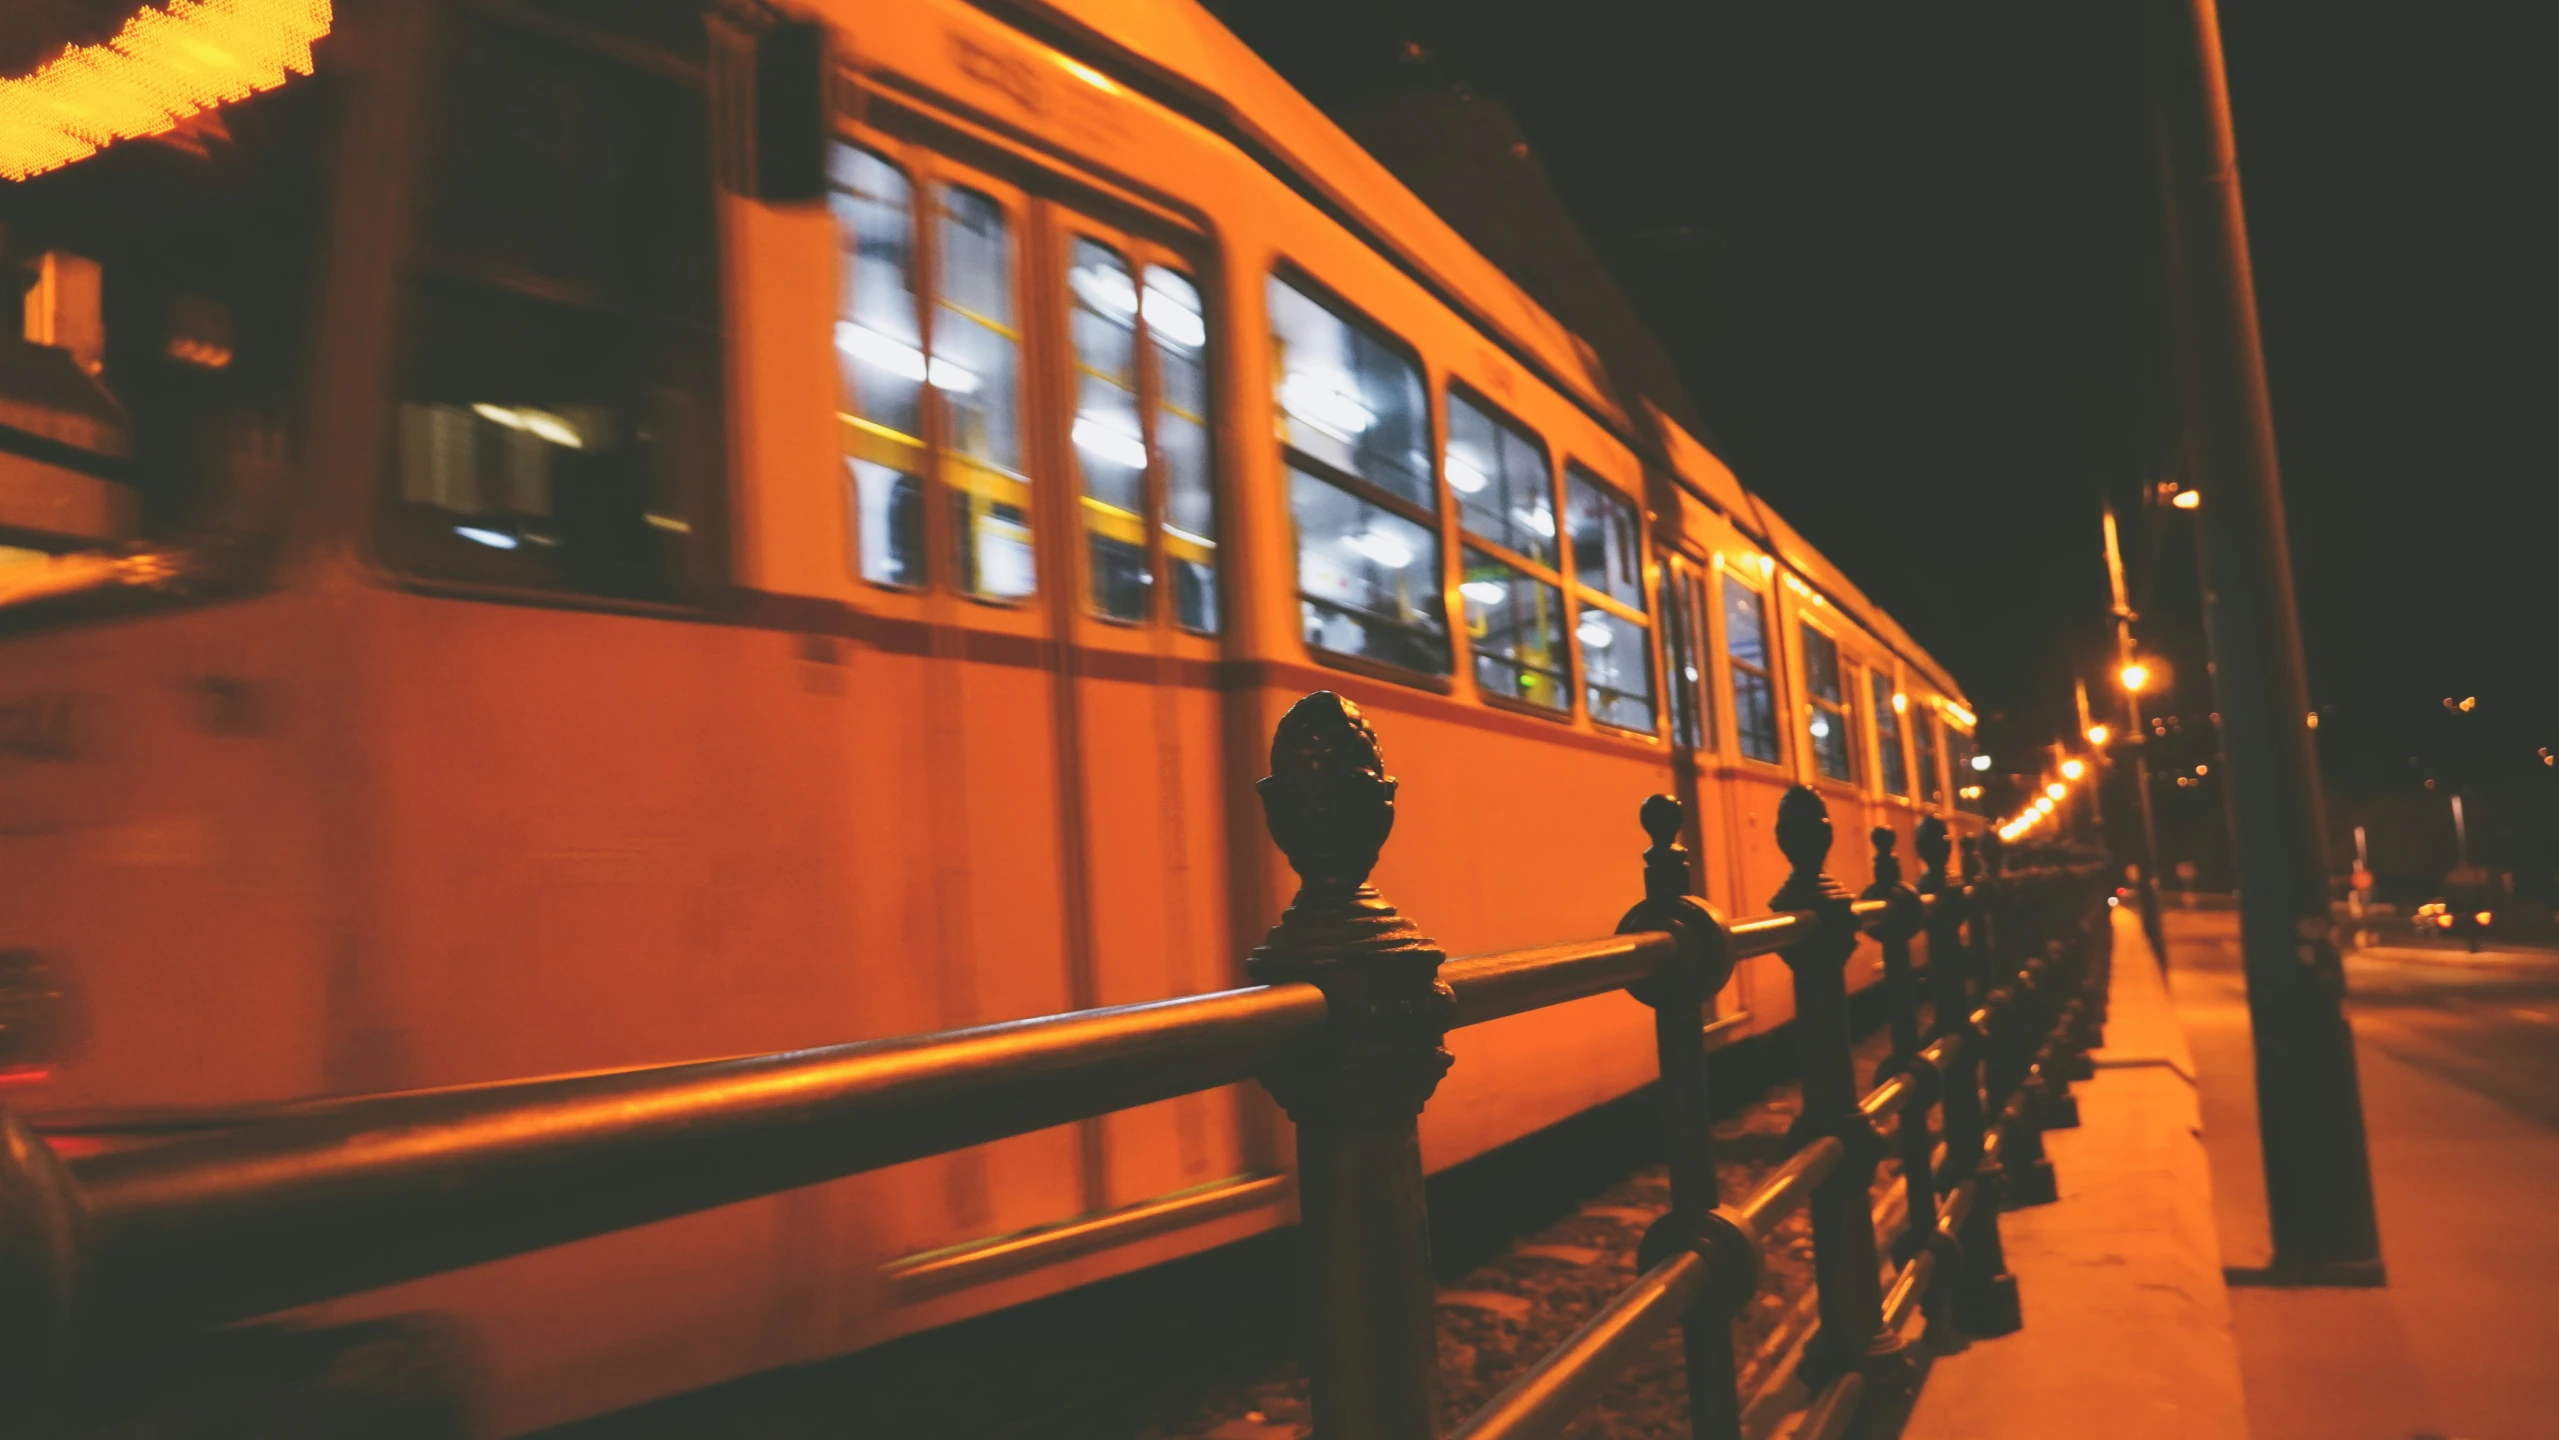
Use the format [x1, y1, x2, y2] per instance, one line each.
[0, 690, 2112, 1438]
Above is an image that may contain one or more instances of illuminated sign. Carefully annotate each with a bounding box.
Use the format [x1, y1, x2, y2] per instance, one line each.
[0, 0, 332, 182]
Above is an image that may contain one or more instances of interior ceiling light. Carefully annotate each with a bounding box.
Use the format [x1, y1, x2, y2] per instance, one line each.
[1, 0, 333, 182]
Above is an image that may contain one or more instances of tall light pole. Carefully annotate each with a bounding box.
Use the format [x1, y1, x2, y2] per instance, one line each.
[2101, 505, 2168, 966]
[2141, 0, 2382, 1283]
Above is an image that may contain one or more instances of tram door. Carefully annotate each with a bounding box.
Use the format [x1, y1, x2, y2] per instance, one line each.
[1040, 204, 1250, 1216]
[1658, 547, 1750, 1022]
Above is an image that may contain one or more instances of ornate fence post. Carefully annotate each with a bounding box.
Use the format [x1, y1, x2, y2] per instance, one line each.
[1979, 840, 2060, 1208]
[1862, 827, 1937, 1270]
[1248, 694, 1456, 1440]
[1771, 789, 1900, 1388]
[1619, 796, 1753, 1440]
[1916, 818, 2020, 1336]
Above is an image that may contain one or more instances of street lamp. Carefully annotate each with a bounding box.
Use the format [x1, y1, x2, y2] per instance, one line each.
[2061, 757, 2086, 781]
[2120, 661, 2151, 694]
[2087, 723, 2110, 747]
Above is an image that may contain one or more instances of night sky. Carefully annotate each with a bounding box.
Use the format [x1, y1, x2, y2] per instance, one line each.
[1211, 0, 2556, 886]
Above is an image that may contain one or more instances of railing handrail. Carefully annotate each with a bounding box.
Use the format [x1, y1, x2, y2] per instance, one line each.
[0, 693, 2119, 1437]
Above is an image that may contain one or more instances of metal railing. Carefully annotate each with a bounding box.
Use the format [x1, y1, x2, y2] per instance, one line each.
[0, 691, 2113, 1438]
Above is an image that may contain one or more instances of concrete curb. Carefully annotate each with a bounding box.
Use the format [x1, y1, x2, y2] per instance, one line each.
[1898, 907, 2251, 1440]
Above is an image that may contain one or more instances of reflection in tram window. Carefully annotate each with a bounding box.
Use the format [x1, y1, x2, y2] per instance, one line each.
[1292, 467, 1448, 673]
[387, 14, 725, 601]
[829, 146, 926, 587]
[1915, 704, 1946, 806]
[1724, 574, 1782, 763]
[1445, 393, 1553, 564]
[1579, 606, 1653, 731]
[1275, 276, 1442, 676]
[1565, 467, 1652, 731]
[939, 184, 1030, 599]
[1067, 238, 1149, 619]
[1802, 625, 1855, 782]
[1952, 731, 1986, 814]
[1873, 670, 1909, 796]
[1148, 269, 1218, 633]
[1460, 547, 1566, 709]
[1566, 469, 1643, 609]
[1268, 277, 1430, 507]
[1663, 570, 1707, 750]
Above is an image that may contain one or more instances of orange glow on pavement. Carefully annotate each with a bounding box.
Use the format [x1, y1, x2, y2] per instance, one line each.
[0, 0, 333, 182]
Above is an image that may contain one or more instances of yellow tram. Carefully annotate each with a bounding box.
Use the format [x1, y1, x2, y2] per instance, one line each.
[0, 0, 1981, 1430]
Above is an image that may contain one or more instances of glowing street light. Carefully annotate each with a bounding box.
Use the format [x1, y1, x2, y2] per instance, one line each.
[2061, 758, 2086, 781]
[2119, 662, 2151, 694]
[2045, 782, 2067, 801]
[1970, 753, 1994, 773]
[2086, 724, 2110, 747]
[2171, 488, 2201, 509]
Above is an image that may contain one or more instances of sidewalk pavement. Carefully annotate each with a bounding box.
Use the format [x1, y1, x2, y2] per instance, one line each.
[2167, 907, 2559, 1440]
[1901, 905, 2251, 1440]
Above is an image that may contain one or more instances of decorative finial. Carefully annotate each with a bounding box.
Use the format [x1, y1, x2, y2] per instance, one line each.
[1775, 786, 1832, 878]
[1257, 692, 1396, 905]
[1914, 815, 1951, 878]
[1640, 794, 1688, 902]
[1871, 825, 1902, 888]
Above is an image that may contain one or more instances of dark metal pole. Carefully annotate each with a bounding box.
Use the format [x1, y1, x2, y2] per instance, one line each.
[1248, 693, 1458, 1436]
[1863, 827, 1937, 1270]
[2138, 0, 2383, 1283]
[2102, 505, 2169, 967]
[1771, 789, 1902, 1392]
[1917, 819, 2020, 1337]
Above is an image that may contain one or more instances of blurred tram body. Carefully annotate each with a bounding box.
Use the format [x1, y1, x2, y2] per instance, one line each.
[0, 0, 1984, 1431]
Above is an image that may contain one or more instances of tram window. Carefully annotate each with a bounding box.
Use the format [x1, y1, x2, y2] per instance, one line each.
[1723, 573, 1782, 763]
[1461, 547, 1566, 709]
[1578, 607, 1653, 730]
[387, 12, 725, 603]
[830, 146, 925, 586]
[1291, 466, 1448, 673]
[1274, 275, 1444, 677]
[938, 185, 1031, 600]
[1952, 732, 1985, 814]
[1268, 277, 1430, 507]
[1565, 467, 1651, 731]
[1063, 241, 1219, 631]
[1150, 269, 1219, 633]
[1445, 392, 1554, 565]
[1068, 239, 1148, 619]
[1873, 670, 1910, 796]
[1802, 626, 1854, 783]
[1915, 705, 1946, 807]
[1566, 470, 1643, 610]
[1658, 572, 1699, 751]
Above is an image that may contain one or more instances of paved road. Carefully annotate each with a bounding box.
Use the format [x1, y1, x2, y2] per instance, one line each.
[2165, 909, 2559, 1440]
[2332, 934, 2559, 1130]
